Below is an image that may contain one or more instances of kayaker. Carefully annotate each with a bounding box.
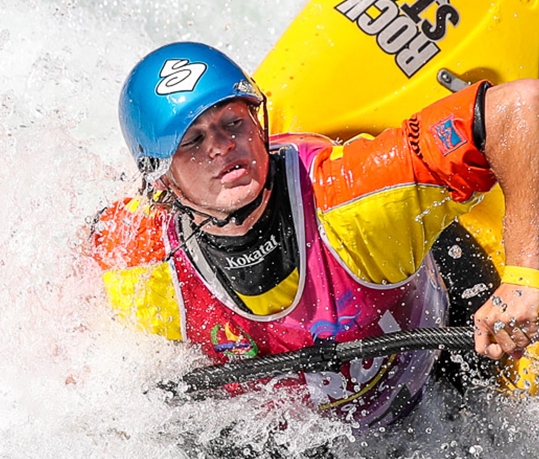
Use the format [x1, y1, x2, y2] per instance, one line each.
[89, 41, 539, 429]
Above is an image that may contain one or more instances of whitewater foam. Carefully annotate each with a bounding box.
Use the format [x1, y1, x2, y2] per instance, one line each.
[1, 1, 539, 458]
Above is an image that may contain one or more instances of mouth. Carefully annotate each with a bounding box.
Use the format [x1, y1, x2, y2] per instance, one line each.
[218, 161, 249, 183]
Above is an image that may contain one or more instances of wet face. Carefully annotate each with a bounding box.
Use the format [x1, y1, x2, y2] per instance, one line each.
[162, 100, 269, 219]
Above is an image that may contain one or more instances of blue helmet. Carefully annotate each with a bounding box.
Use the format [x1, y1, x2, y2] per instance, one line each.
[119, 42, 266, 179]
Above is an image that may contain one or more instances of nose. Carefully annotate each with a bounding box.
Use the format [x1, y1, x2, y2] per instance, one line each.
[207, 127, 235, 158]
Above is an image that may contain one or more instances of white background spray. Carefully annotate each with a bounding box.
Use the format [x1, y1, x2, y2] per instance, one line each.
[1, 1, 539, 458]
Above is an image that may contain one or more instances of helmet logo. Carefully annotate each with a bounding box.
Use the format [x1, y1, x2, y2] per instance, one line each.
[156, 59, 207, 95]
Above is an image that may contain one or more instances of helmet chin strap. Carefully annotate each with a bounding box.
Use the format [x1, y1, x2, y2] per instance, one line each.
[162, 160, 275, 263]
[170, 157, 275, 230]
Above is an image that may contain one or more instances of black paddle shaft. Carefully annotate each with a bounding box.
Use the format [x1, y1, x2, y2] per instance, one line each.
[180, 326, 474, 393]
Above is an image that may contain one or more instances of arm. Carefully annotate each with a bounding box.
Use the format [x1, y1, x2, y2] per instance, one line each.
[88, 198, 184, 340]
[474, 80, 539, 359]
[311, 82, 496, 285]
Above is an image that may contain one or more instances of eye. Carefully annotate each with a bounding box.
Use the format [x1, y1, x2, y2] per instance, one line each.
[180, 133, 204, 149]
[226, 118, 244, 130]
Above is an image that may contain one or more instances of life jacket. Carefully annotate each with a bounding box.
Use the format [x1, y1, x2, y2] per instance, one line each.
[162, 135, 449, 429]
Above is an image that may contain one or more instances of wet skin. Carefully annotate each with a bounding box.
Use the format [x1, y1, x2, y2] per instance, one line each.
[160, 99, 270, 229]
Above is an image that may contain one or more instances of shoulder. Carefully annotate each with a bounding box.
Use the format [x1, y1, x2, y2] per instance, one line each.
[270, 132, 336, 169]
[270, 132, 335, 147]
[89, 196, 171, 270]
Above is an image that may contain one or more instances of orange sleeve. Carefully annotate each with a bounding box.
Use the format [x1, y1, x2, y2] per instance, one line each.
[89, 197, 169, 270]
[408, 81, 496, 202]
[312, 81, 497, 211]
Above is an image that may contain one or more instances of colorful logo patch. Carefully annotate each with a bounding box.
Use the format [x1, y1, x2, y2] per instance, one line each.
[430, 115, 467, 155]
[309, 289, 361, 340]
[211, 322, 258, 359]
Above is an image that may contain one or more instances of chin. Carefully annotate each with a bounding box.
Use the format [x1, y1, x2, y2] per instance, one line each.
[217, 185, 262, 211]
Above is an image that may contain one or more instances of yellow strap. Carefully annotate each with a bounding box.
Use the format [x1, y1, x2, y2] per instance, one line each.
[501, 266, 539, 289]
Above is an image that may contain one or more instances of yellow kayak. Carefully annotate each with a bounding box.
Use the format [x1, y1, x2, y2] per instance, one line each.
[254, 0, 539, 395]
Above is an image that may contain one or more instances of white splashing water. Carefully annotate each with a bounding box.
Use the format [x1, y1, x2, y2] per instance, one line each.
[1, 1, 539, 458]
